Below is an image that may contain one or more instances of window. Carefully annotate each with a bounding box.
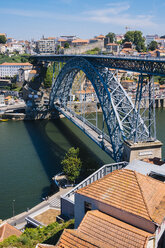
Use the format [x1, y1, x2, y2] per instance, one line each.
[84, 201, 92, 214]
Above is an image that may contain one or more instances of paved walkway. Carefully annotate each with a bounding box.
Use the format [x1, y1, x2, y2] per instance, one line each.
[7, 187, 73, 230]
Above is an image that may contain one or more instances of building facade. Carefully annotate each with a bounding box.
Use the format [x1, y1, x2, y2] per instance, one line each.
[0, 62, 32, 78]
[37, 38, 56, 54]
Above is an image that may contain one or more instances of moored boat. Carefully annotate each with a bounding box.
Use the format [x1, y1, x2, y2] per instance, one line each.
[0, 119, 8, 122]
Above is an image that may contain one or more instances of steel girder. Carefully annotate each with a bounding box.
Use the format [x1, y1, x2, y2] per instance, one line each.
[50, 57, 124, 161]
[93, 66, 149, 143]
[50, 57, 152, 161]
[32, 55, 165, 77]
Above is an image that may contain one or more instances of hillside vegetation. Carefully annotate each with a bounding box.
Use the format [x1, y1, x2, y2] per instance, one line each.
[0, 219, 74, 248]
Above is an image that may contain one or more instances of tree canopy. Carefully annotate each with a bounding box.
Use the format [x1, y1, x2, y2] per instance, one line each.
[148, 40, 158, 51]
[61, 147, 82, 183]
[0, 35, 6, 44]
[106, 32, 116, 43]
[123, 31, 146, 52]
[44, 65, 53, 88]
[64, 42, 70, 48]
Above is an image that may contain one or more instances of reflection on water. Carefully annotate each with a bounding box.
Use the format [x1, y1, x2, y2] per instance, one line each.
[0, 108, 164, 219]
[0, 118, 112, 219]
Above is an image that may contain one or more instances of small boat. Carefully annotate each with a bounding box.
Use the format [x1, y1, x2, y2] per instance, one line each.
[0, 119, 8, 122]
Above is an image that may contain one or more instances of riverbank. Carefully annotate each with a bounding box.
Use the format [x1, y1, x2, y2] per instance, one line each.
[7, 186, 73, 230]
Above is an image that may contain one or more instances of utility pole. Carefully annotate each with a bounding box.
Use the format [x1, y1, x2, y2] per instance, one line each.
[12, 199, 15, 218]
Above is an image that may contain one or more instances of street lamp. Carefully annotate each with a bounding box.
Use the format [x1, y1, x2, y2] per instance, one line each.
[12, 200, 15, 218]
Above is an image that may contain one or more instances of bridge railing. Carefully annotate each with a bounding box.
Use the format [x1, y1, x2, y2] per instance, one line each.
[61, 161, 128, 218]
[61, 161, 127, 201]
[57, 103, 111, 143]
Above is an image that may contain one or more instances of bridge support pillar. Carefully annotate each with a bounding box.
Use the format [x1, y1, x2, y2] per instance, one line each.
[123, 140, 162, 162]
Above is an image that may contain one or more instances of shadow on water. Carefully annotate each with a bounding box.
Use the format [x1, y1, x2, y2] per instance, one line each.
[52, 118, 111, 180]
[23, 117, 112, 194]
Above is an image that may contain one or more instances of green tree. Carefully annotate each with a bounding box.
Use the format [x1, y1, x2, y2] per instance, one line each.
[123, 31, 134, 43]
[148, 40, 158, 51]
[44, 66, 53, 88]
[0, 35, 6, 44]
[123, 31, 146, 52]
[106, 32, 116, 43]
[61, 147, 82, 183]
[64, 42, 70, 48]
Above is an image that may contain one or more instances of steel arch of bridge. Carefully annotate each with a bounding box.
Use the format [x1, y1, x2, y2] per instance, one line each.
[50, 57, 152, 161]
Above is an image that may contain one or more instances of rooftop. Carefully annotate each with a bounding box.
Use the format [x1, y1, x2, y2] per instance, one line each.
[126, 159, 165, 176]
[56, 229, 112, 248]
[72, 39, 89, 43]
[0, 222, 22, 242]
[78, 210, 153, 248]
[76, 169, 165, 224]
[0, 62, 32, 66]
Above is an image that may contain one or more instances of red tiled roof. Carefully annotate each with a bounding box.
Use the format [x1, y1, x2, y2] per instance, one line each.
[58, 38, 66, 42]
[106, 43, 118, 46]
[76, 169, 165, 224]
[96, 35, 105, 39]
[56, 229, 112, 248]
[72, 39, 89, 43]
[29, 70, 37, 74]
[78, 210, 153, 248]
[36, 244, 57, 248]
[0, 62, 32, 66]
[0, 223, 22, 242]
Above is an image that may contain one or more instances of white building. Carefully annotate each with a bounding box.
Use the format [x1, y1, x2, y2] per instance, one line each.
[37, 37, 56, 53]
[0, 45, 6, 54]
[0, 95, 5, 106]
[0, 62, 32, 78]
[146, 34, 159, 46]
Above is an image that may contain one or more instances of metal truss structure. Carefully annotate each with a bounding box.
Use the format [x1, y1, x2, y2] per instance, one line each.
[33, 54, 165, 76]
[49, 56, 158, 161]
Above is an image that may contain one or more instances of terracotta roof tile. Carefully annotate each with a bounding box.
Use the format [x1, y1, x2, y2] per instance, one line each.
[36, 244, 57, 248]
[76, 169, 165, 224]
[72, 39, 89, 43]
[78, 210, 153, 248]
[56, 229, 112, 248]
[0, 62, 32, 66]
[0, 223, 22, 242]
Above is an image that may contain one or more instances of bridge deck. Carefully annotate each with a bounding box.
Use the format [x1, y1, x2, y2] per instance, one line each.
[32, 54, 165, 76]
[54, 104, 113, 158]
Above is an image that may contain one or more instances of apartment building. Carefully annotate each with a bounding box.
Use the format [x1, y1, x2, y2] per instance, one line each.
[37, 37, 56, 54]
[146, 34, 159, 46]
[0, 62, 32, 78]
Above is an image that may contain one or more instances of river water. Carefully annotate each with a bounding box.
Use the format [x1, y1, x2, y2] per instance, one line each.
[0, 109, 164, 219]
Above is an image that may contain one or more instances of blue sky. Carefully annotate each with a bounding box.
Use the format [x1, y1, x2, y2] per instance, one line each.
[0, 0, 164, 40]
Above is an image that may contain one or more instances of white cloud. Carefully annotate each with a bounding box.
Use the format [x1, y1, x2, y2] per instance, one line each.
[83, 2, 157, 28]
[84, 2, 130, 16]
[0, 2, 157, 29]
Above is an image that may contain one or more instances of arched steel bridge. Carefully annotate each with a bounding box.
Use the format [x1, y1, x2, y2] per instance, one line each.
[32, 55, 165, 161]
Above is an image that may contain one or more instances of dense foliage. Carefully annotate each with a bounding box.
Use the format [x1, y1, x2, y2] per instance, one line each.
[123, 31, 146, 52]
[0, 35, 7, 44]
[44, 65, 53, 88]
[148, 41, 158, 51]
[106, 32, 116, 43]
[64, 42, 70, 48]
[62, 147, 82, 183]
[85, 47, 101, 54]
[0, 54, 30, 64]
[0, 219, 74, 248]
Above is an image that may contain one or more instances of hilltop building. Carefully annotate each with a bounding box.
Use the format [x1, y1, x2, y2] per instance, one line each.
[36, 37, 56, 54]
[0, 62, 32, 78]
